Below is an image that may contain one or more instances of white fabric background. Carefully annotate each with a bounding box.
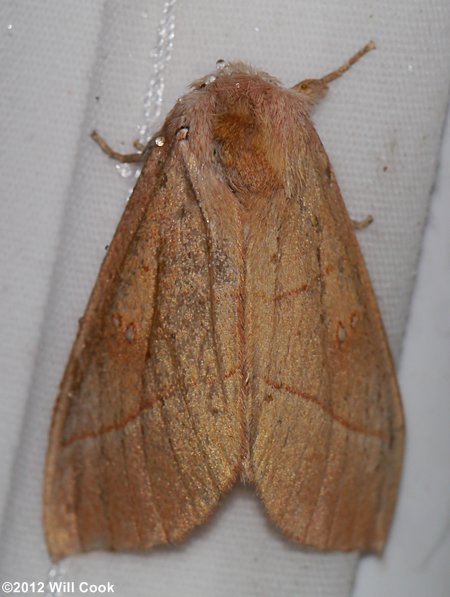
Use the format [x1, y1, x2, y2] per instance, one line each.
[1, 1, 449, 596]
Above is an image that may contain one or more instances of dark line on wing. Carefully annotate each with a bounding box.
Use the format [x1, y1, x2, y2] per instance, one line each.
[71, 442, 88, 550]
[273, 284, 309, 302]
[254, 205, 285, 473]
[195, 196, 231, 409]
[158, 339, 197, 516]
[236, 209, 249, 470]
[263, 378, 388, 441]
[163, 332, 222, 493]
[96, 424, 114, 548]
[62, 368, 239, 447]
[303, 239, 334, 536]
[120, 427, 143, 544]
[138, 243, 169, 541]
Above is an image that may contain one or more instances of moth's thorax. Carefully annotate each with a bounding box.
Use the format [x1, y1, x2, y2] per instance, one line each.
[161, 65, 309, 199]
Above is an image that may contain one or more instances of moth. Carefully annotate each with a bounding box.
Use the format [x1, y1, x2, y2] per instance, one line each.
[44, 42, 404, 561]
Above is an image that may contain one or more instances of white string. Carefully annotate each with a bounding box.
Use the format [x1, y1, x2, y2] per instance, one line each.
[116, 0, 178, 182]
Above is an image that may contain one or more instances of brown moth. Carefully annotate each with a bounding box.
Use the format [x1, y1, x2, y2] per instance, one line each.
[44, 42, 404, 561]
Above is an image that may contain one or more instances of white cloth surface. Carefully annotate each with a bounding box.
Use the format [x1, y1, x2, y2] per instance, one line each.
[0, 1, 449, 596]
[354, 112, 450, 596]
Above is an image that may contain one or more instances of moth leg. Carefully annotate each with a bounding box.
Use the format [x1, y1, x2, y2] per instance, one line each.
[351, 214, 373, 230]
[292, 41, 376, 105]
[133, 139, 146, 151]
[90, 130, 146, 163]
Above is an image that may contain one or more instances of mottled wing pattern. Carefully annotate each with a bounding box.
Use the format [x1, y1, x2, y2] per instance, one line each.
[44, 142, 242, 560]
[248, 122, 404, 551]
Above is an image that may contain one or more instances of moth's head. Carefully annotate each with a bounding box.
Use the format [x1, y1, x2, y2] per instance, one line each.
[190, 60, 280, 91]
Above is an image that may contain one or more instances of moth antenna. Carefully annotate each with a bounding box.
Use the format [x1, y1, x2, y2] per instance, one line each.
[292, 41, 376, 99]
[321, 40, 376, 84]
